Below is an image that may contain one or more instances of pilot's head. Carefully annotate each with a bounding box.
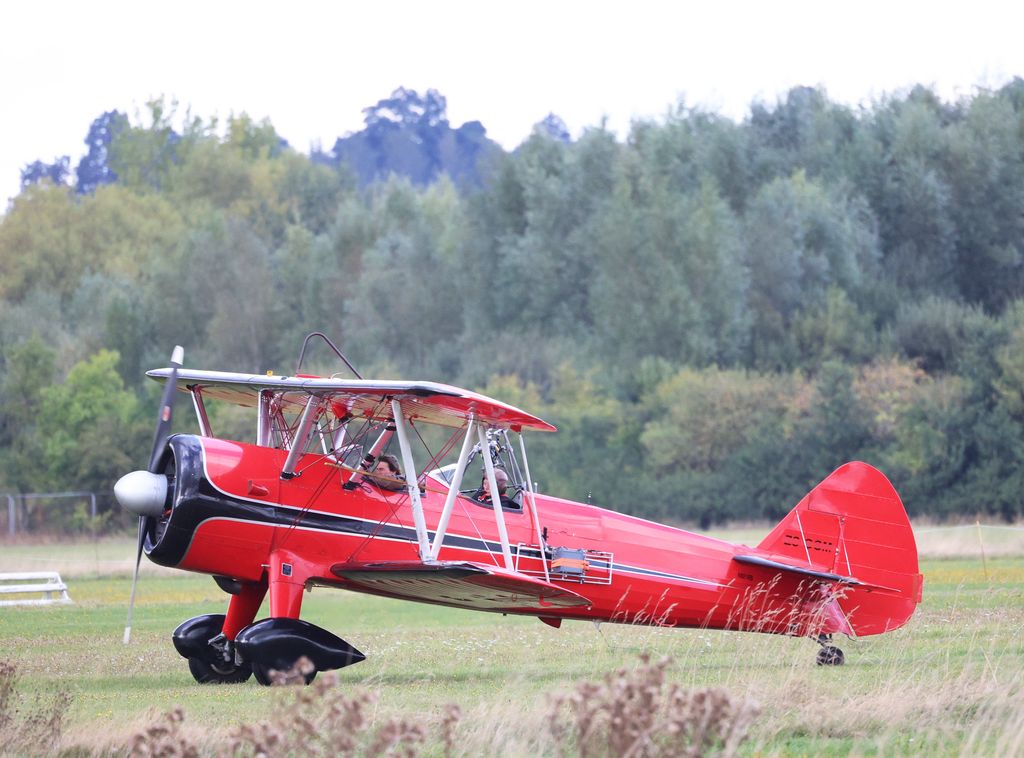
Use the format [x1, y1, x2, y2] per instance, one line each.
[482, 467, 509, 491]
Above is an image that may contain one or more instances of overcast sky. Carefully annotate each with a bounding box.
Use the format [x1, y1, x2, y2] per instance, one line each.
[2, 1, 1022, 208]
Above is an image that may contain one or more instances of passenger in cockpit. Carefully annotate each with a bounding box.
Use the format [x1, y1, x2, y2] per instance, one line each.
[367, 454, 405, 491]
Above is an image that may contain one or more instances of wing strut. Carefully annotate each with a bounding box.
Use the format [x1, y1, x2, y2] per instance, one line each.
[479, 425, 515, 570]
[346, 425, 394, 486]
[190, 387, 213, 436]
[257, 390, 273, 446]
[392, 399, 431, 561]
[430, 418, 476, 559]
[280, 395, 323, 479]
[519, 434, 549, 581]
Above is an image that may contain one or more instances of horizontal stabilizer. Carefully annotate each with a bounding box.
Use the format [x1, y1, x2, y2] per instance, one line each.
[732, 554, 900, 593]
[733, 554, 862, 585]
[330, 560, 591, 611]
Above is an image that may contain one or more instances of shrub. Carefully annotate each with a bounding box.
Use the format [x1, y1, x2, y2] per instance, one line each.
[546, 654, 759, 757]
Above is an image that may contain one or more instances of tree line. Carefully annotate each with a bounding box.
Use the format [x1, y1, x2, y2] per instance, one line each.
[4, 82, 1024, 528]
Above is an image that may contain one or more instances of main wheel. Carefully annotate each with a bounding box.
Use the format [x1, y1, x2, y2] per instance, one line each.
[816, 645, 845, 666]
[187, 656, 253, 684]
[252, 660, 317, 686]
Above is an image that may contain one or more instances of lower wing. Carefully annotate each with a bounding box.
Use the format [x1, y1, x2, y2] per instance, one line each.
[329, 560, 591, 612]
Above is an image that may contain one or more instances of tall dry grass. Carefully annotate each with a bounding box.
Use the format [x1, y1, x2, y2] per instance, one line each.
[114, 640, 1024, 757]
[19, 611, 1024, 757]
[0, 660, 72, 756]
[128, 658, 452, 758]
[122, 655, 757, 758]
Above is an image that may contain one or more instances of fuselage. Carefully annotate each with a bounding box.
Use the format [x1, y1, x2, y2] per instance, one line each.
[146, 435, 853, 637]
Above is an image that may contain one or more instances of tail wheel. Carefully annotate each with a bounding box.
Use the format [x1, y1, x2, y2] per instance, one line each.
[187, 657, 253, 684]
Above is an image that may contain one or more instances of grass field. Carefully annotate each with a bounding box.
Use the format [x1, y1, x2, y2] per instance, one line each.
[1, 531, 1022, 756]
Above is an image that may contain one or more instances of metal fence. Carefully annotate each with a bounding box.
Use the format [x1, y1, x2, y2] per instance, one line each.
[2, 492, 99, 536]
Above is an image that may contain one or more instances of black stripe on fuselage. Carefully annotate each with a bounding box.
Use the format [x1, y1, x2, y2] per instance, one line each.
[148, 436, 723, 589]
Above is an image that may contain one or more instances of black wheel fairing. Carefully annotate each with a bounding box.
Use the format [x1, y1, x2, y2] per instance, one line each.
[235, 617, 365, 673]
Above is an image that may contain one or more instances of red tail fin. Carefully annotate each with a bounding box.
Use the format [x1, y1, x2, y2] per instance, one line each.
[757, 461, 923, 636]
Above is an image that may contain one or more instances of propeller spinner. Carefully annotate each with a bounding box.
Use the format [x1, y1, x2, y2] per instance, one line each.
[113, 470, 169, 518]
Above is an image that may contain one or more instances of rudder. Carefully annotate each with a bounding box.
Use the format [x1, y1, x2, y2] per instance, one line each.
[757, 462, 923, 636]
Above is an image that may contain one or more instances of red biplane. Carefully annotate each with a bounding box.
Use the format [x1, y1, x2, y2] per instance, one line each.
[115, 335, 923, 685]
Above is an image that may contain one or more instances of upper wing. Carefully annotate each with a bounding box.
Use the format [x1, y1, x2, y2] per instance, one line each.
[147, 368, 556, 432]
[328, 560, 591, 611]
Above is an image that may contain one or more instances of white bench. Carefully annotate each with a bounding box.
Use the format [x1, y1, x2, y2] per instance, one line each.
[0, 571, 72, 606]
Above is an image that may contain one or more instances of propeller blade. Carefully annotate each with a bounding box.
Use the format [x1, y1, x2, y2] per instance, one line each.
[125, 345, 182, 644]
[148, 346, 183, 474]
[123, 517, 145, 644]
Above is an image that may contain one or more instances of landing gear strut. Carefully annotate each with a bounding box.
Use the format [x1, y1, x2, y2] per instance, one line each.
[815, 633, 845, 666]
[173, 615, 254, 684]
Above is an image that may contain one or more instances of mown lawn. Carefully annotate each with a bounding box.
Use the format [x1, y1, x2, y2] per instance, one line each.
[0, 539, 1021, 755]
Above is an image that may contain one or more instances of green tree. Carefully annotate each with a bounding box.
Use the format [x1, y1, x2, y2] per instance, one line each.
[0, 337, 56, 493]
[108, 98, 213, 193]
[640, 367, 784, 475]
[883, 378, 968, 517]
[35, 351, 148, 507]
[0, 184, 82, 301]
[893, 296, 981, 373]
[341, 179, 465, 373]
[590, 171, 748, 366]
[460, 127, 617, 344]
[793, 287, 877, 366]
[748, 86, 859, 186]
[511, 364, 636, 510]
[946, 92, 1024, 309]
[744, 172, 880, 368]
[855, 91, 959, 298]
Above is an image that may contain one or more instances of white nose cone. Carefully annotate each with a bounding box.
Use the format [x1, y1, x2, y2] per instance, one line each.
[115, 471, 169, 518]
